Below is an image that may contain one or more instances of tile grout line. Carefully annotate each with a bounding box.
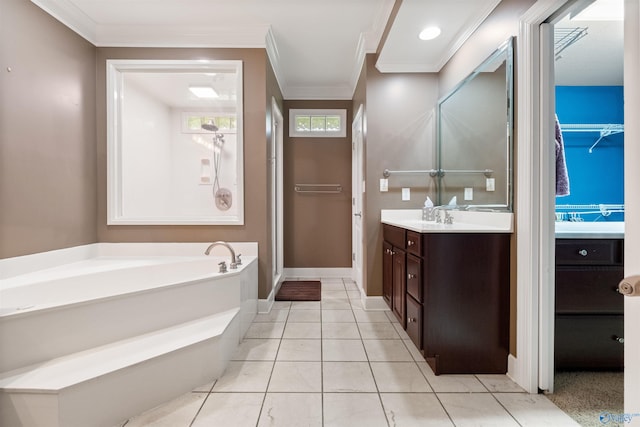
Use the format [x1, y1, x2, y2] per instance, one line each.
[253, 305, 288, 427]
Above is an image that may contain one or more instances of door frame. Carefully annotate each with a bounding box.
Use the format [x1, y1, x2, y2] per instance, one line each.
[271, 97, 284, 289]
[517, 0, 639, 406]
[351, 104, 365, 294]
[513, 0, 571, 393]
[623, 0, 640, 415]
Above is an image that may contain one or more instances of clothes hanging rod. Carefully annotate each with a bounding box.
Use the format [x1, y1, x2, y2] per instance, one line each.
[382, 168, 493, 178]
[294, 184, 342, 194]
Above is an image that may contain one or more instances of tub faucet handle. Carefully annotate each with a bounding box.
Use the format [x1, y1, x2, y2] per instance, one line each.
[218, 261, 227, 273]
[235, 254, 242, 265]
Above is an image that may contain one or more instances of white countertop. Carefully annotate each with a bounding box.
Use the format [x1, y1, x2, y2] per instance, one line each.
[381, 209, 513, 233]
[555, 221, 624, 239]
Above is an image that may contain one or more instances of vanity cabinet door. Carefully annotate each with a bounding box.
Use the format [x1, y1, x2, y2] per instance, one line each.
[406, 254, 422, 303]
[392, 249, 406, 327]
[406, 295, 422, 350]
[382, 241, 393, 307]
[406, 230, 422, 257]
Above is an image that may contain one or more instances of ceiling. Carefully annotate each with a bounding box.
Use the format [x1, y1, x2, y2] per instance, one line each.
[554, 15, 623, 86]
[31, 0, 501, 100]
[31, 0, 623, 98]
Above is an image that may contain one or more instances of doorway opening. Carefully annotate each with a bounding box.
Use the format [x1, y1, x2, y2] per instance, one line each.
[542, 1, 624, 423]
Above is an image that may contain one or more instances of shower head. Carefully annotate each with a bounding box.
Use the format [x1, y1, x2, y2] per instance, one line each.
[201, 123, 219, 132]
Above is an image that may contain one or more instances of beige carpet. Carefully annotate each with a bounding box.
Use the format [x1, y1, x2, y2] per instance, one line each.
[546, 371, 624, 426]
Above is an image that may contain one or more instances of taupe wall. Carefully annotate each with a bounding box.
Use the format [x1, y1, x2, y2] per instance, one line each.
[0, 0, 97, 259]
[357, 55, 439, 296]
[283, 100, 352, 268]
[439, 0, 536, 97]
[439, 0, 538, 356]
[96, 48, 279, 299]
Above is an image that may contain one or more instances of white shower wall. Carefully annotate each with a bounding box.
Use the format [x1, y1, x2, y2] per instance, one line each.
[169, 110, 239, 218]
[120, 79, 239, 220]
[121, 82, 172, 217]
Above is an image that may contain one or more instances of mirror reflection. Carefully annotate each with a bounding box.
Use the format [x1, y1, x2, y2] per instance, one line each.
[107, 60, 244, 225]
[437, 38, 514, 210]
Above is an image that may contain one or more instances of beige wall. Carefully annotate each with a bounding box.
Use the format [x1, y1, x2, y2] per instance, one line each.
[95, 47, 279, 299]
[283, 100, 352, 268]
[358, 55, 440, 296]
[439, 0, 538, 356]
[0, 0, 97, 259]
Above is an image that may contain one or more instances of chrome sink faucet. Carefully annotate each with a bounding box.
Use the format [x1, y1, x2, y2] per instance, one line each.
[205, 241, 238, 269]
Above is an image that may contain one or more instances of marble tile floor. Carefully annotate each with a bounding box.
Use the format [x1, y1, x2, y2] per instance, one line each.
[117, 278, 580, 427]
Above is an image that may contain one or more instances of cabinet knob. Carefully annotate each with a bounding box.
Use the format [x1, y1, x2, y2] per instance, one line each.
[407, 273, 416, 280]
[613, 335, 624, 344]
[578, 249, 588, 257]
[407, 317, 416, 323]
[407, 240, 415, 246]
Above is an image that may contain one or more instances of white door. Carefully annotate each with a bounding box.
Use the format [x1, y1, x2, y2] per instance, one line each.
[538, 21, 556, 393]
[352, 105, 364, 292]
[271, 98, 284, 287]
[623, 0, 640, 417]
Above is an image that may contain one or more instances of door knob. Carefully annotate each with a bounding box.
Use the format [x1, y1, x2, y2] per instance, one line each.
[354, 212, 362, 217]
[578, 249, 588, 256]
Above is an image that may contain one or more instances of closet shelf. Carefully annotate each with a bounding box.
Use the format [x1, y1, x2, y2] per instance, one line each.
[560, 123, 624, 153]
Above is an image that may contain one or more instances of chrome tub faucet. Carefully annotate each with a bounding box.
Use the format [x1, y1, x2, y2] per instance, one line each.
[205, 241, 238, 270]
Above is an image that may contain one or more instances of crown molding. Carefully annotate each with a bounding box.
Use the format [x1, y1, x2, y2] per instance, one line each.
[93, 24, 270, 48]
[265, 27, 289, 98]
[284, 85, 354, 100]
[435, 0, 502, 71]
[31, 0, 97, 44]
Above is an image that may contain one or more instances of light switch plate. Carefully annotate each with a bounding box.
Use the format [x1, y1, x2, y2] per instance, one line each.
[380, 178, 388, 192]
[402, 187, 410, 201]
[464, 187, 473, 200]
[486, 178, 495, 192]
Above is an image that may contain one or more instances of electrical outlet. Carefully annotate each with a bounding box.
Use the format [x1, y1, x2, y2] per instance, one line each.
[402, 187, 410, 201]
[380, 178, 388, 192]
[486, 178, 495, 192]
[464, 187, 473, 201]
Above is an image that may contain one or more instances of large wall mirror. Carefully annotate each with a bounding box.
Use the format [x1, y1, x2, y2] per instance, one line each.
[107, 60, 244, 225]
[437, 38, 514, 210]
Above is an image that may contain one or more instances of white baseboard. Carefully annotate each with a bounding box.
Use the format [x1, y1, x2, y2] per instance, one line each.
[283, 268, 352, 279]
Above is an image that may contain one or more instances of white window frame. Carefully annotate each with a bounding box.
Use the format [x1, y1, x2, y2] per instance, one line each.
[289, 108, 347, 138]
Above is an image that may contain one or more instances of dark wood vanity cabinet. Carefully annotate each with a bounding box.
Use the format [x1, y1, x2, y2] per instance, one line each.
[555, 238, 624, 370]
[382, 224, 510, 374]
[383, 225, 407, 327]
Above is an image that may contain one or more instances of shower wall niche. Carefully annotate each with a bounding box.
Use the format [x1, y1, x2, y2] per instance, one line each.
[107, 60, 244, 225]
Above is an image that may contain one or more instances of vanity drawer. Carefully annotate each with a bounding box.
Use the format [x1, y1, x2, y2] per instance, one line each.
[406, 230, 422, 257]
[407, 254, 422, 302]
[555, 266, 624, 314]
[406, 294, 422, 351]
[384, 224, 406, 249]
[556, 239, 623, 265]
[555, 314, 624, 370]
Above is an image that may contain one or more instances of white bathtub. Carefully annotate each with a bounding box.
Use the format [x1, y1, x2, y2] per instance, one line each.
[0, 243, 258, 427]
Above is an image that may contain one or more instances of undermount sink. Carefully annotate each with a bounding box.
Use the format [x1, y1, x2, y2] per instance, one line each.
[381, 209, 513, 233]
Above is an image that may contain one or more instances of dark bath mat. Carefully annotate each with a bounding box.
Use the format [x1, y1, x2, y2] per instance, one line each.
[275, 281, 321, 301]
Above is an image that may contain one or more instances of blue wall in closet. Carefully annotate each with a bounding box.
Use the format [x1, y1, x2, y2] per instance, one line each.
[555, 86, 624, 221]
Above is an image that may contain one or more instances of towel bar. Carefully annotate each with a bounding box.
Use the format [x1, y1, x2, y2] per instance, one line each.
[294, 184, 342, 194]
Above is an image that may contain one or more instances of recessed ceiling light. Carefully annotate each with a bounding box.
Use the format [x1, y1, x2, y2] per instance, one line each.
[571, 0, 623, 21]
[189, 86, 218, 98]
[419, 26, 441, 41]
